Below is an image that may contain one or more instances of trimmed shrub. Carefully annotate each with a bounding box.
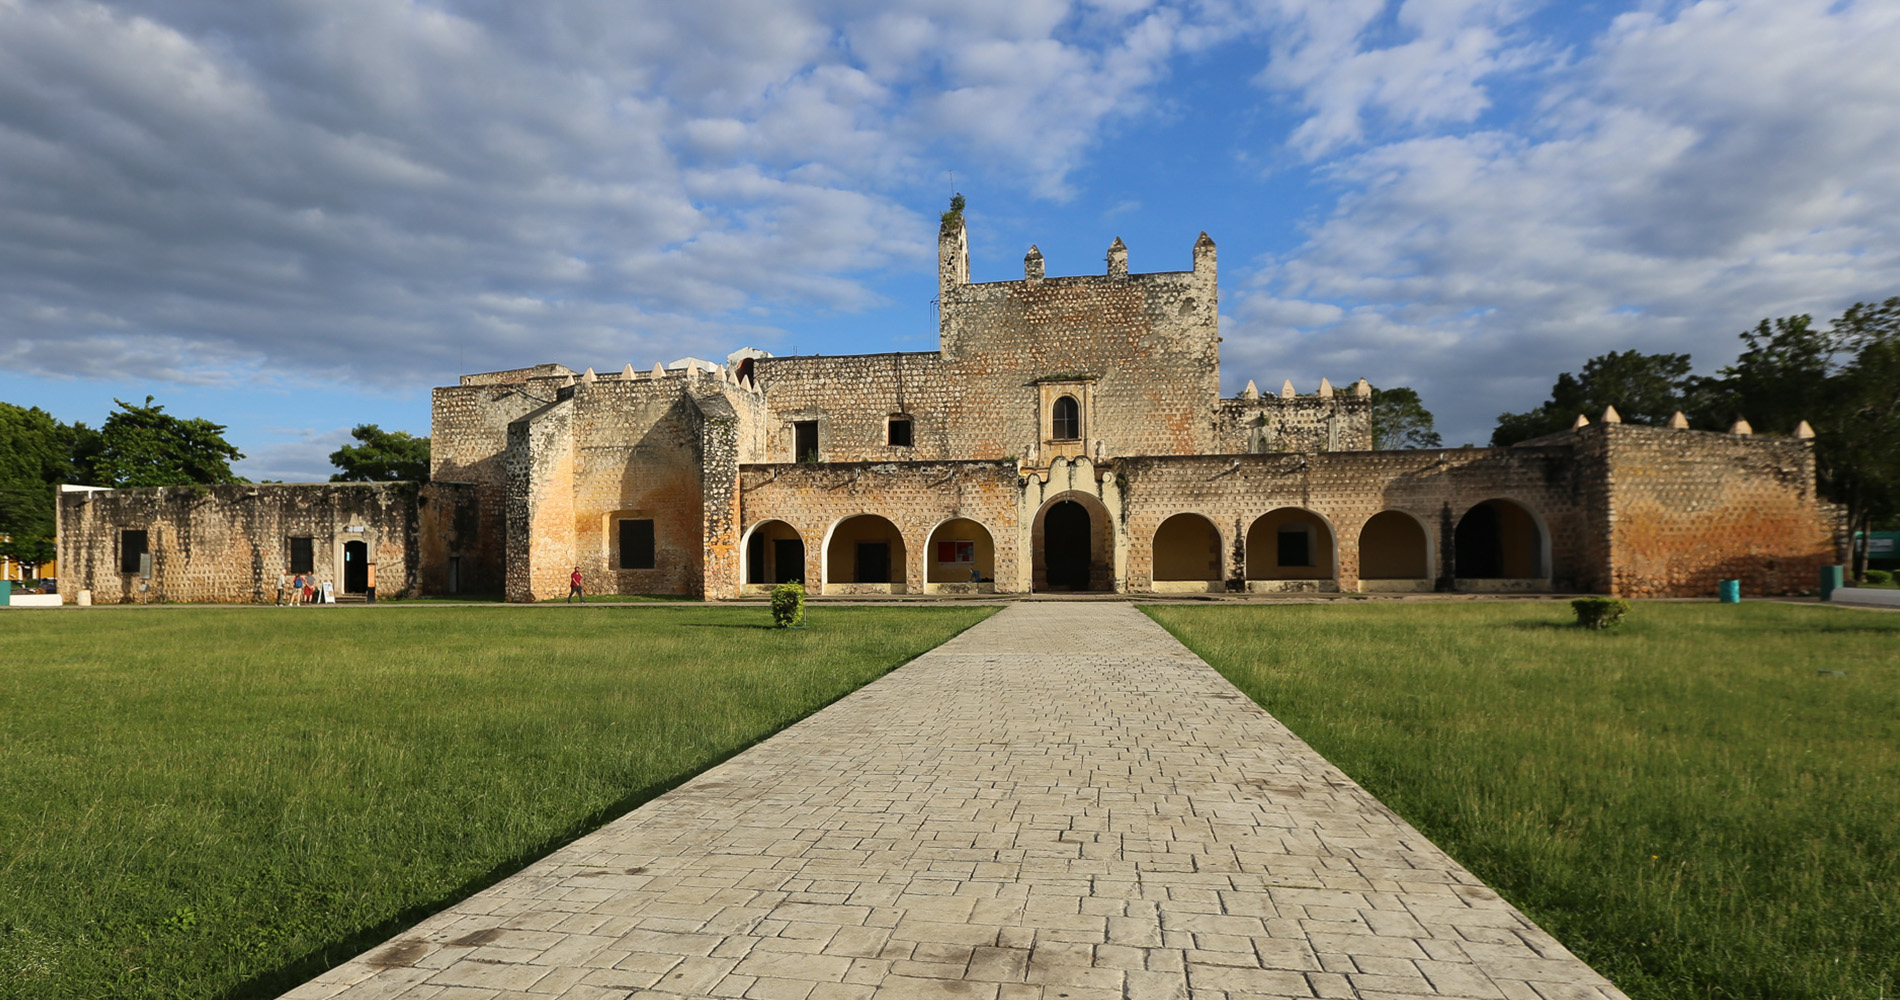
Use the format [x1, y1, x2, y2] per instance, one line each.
[770, 581, 806, 628]
[1864, 568, 1893, 585]
[1571, 596, 1630, 630]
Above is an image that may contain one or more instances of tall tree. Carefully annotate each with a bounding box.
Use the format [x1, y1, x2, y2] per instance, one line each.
[0, 403, 93, 567]
[88, 396, 244, 488]
[1367, 386, 1444, 449]
[329, 424, 431, 482]
[1822, 299, 1900, 577]
[1493, 350, 1697, 445]
[1696, 314, 1837, 434]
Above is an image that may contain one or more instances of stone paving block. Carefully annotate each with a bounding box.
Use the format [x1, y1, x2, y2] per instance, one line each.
[285, 604, 1630, 1000]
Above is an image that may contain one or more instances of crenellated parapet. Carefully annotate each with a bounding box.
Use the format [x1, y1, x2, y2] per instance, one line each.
[1216, 378, 1373, 453]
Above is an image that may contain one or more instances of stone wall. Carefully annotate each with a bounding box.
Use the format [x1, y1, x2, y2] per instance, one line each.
[55, 482, 475, 604]
[732, 460, 1021, 597]
[750, 352, 954, 463]
[1596, 423, 1837, 597]
[935, 223, 1222, 461]
[1116, 445, 1595, 593]
[432, 367, 577, 592]
[491, 367, 766, 601]
[1215, 391, 1374, 453]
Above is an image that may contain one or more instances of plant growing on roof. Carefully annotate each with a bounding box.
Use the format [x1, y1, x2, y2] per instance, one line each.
[940, 193, 965, 229]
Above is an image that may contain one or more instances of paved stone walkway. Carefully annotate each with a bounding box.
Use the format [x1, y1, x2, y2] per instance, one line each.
[286, 603, 1628, 1000]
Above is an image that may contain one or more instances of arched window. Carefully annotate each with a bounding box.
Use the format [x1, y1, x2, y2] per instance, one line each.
[1052, 395, 1080, 440]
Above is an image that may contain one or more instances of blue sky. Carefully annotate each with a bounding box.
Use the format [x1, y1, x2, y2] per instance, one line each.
[3, 0, 1897, 480]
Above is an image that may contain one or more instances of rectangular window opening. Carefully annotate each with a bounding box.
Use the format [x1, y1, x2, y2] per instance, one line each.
[120, 529, 148, 574]
[794, 421, 819, 462]
[887, 417, 913, 448]
[288, 536, 314, 574]
[619, 518, 656, 570]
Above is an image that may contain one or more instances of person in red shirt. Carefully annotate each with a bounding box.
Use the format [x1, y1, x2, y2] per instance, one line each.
[567, 567, 584, 603]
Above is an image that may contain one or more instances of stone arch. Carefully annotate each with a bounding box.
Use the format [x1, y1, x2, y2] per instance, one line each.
[1151, 512, 1222, 592]
[1032, 491, 1113, 592]
[1357, 510, 1432, 592]
[822, 514, 909, 594]
[1454, 498, 1548, 584]
[1245, 507, 1338, 592]
[924, 517, 996, 594]
[741, 519, 805, 592]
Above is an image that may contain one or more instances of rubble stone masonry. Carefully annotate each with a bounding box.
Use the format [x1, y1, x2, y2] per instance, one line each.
[56, 482, 476, 604]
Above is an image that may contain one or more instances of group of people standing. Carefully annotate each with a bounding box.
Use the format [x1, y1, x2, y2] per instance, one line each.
[278, 573, 328, 606]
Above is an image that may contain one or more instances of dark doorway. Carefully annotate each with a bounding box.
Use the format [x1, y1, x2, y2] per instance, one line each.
[343, 540, 369, 593]
[1045, 500, 1092, 590]
[1454, 503, 1502, 578]
[747, 532, 767, 584]
[773, 539, 805, 583]
[856, 542, 890, 583]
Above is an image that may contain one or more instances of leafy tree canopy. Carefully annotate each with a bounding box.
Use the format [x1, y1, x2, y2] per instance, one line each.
[1367, 386, 1443, 450]
[329, 424, 431, 482]
[1492, 350, 1697, 446]
[0, 403, 96, 566]
[88, 396, 245, 488]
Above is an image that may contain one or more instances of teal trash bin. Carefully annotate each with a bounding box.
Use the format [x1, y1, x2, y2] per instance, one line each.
[1718, 579, 1741, 603]
[1821, 565, 1845, 601]
[0, 580, 10, 606]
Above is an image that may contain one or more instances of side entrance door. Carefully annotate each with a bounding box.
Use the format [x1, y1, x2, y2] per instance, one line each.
[855, 542, 889, 583]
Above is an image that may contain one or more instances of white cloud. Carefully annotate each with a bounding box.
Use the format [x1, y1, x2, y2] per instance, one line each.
[1249, 0, 1542, 158]
[0, 0, 1210, 390]
[1225, 0, 1900, 444]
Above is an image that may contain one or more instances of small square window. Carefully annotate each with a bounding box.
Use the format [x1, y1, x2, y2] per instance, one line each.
[619, 519, 656, 570]
[120, 529, 148, 574]
[288, 536, 314, 574]
[888, 417, 913, 448]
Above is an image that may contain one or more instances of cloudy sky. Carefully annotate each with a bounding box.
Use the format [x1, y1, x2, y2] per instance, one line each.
[3, 0, 1896, 479]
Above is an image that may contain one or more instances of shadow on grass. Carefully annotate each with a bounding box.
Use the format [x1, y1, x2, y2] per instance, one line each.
[679, 622, 784, 631]
[1505, 620, 1586, 632]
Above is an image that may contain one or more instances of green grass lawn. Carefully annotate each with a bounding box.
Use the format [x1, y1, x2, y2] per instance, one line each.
[1146, 601, 1900, 1000]
[0, 603, 995, 1000]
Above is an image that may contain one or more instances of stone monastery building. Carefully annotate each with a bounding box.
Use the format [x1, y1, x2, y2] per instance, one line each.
[58, 215, 1837, 604]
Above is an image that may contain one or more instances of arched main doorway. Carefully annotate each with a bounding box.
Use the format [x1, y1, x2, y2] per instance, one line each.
[743, 520, 805, 590]
[925, 518, 996, 594]
[1244, 508, 1337, 592]
[1033, 493, 1113, 592]
[1454, 498, 1547, 587]
[824, 515, 908, 594]
[1151, 513, 1222, 592]
[1357, 510, 1431, 592]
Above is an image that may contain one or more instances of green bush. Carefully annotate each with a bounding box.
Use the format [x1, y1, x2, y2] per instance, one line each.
[1864, 568, 1893, 585]
[1571, 596, 1630, 629]
[770, 581, 806, 628]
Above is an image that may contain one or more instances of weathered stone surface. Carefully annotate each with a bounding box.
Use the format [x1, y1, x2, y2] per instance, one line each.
[55, 482, 478, 604]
